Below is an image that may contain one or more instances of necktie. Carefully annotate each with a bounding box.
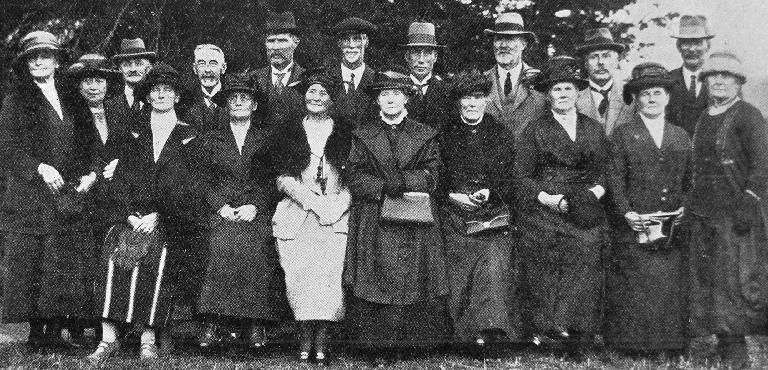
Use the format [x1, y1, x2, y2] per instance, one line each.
[503, 72, 512, 96]
[413, 82, 428, 97]
[592, 87, 610, 116]
[346, 73, 356, 93]
[689, 75, 697, 97]
[274, 72, 286, 94]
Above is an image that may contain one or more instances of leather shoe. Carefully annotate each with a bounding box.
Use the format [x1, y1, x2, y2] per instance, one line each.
[87, 341, 120, 365]
[315, 351, 330, 366]
[198, 323, 222, 348]
[139, 343, 159, 361]
[248, 325, 267, 349]
[298, 351, 311, 363]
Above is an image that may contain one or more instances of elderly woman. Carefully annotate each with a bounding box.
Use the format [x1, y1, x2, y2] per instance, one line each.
[513, 56, 611, 348]
[88, 63, 204, 364]
[687, 51, 768, 367]
[272, 70, 351, 364]
[195, 73, 286, 350]
[604, 62, 691, 352]
[343, 72, 450, 359]
[439, 70, 517, 348]
[0, 31, 97, 351]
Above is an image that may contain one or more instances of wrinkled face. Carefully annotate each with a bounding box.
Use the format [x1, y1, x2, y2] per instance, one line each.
[26, 49, 58, 81]
[79, 77, 108, 105]
[305, 83, 332, 115]
[265, 33, 298, 68]
[493, 35, 527, 67]
[227, 91, 255, 120]
[193, 49, 226, 89]
[636, 86, 670, 118]
[119, 58, 152, 85]
[585, 49, 620, 85]
[405, 47, 437, 80]
[148, 84, 179, 113]
[676, 38, 710, 71]
[547, 82, 579, 113]
[706, 72, 741, 102]
[338, 34, 367, 66]
[459, 93, 488, 122]
[377, 89, 408, 117]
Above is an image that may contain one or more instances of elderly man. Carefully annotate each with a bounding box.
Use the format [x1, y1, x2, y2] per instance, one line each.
[330, 16, 378, 125]
[483, 12, 546, 138]
[667, 15, 715, 136]
[106, 38, 156, 130]
[251, 12, 305, 120]
[575, 28, 634, 135]
[400, 22, 449, 129]
[185, 44, 228, 133]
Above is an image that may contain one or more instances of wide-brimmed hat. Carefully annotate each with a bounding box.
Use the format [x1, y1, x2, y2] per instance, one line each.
[575, 28, 627, 56]
[67, 53, 121, 84]
[483, 13, 537, 44]
[399, 22, 445, 48]
[671, 15, 715, 39]
[134, 62, 185, 103]
[532, 55, 588, 93]
[289, 67, 341, 101]
[449, 70, 492, 101]
[699, 50, 746, 84]
[265, 11, 299, 36]
[111, 38, 157, 64]
[212, 73, 267, 110]
[623, 62, 675, 104]
[12, 31, 67, 74]
[365, 70, 414, 97]
[332, 17, 377, 38]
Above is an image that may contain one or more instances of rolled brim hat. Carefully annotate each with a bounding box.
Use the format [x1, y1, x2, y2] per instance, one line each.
[448, 69, 492, 101]
[12, 31, 67, 75]
[67, 53, 122, 85]
[211, 73, 267, 110]
[134, 63, 194, 108]
[532, 55, 589, 93]
[623, 62, 675, 104]
[364, 70, 416, 98]
[111, 38, 158, 64]
[483, 12, 538, 44]
[698, 50, 747, 85]
[289, 67, 341, 102]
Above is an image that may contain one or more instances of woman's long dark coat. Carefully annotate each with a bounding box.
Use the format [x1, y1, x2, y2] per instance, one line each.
[604, 115, 692, 350]
[196, 120, 288, 321]
[512, 111, 611, 336]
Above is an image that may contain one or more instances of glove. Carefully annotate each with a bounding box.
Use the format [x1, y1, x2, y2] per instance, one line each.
[383, 173, 406, 198]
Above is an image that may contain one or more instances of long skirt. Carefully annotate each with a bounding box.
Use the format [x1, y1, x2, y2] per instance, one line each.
[2, 230, 95, 323]
[95, 227, 173, 328]
[277, 213, 346, 321]
[517, 209, 607, 336]
[604, 241, 687, 350]
[198, 217, 286, 321]
[443, 213, 519, 342]
[688, 214, 768, 336]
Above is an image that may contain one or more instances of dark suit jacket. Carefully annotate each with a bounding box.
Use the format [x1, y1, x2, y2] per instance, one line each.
[406, 75, 451, 130]
[668, 67, 709, 136]
[104, 90, 145, 133]
[250, 64, 305, 122]
[484, 64, 547, 139]
[183, 85, 228, 134]
[330, 64, 376, 127]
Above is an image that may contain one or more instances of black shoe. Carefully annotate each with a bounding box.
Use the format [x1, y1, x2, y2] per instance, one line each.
[197, 323, 222, 349]
[298, 350, 311, 363]
[248, 325, 266, 349]
[315, 351, 330, 366]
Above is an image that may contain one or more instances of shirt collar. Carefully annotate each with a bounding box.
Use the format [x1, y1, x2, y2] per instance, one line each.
[33, 76, 56, 89]
[589, 79, 614, 92]
[497, 63, 523, 83]
[271, 61, 294, 75]
[410, 73, 432, 86]
[201, 82, 221, 99]
[342, 63, 365, 78]
[380, 109, 408, 126]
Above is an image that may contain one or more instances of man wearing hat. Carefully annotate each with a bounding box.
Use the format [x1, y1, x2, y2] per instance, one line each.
[329, 16, 378, 125]
[483, 12, 546, 138]
[106, 38, 156, 131]
[667, 15, 715, 135]
[251, 12, 305, 120]
[575, 28, 634, 135]
[185, 44, 229, 133]
[401, 21, 450, 130]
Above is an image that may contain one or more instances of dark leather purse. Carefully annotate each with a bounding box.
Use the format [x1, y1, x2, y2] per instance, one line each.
[55, 182, 85, 218]
[380, 193, 435, 225]
[104, 223, 163, 270]
[449, 201, 510, 235]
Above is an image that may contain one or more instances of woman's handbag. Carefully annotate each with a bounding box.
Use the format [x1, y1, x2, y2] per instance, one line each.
[380, 192, 435, 225]
[449, 201, 510, 235]
[104, 223, 163, 270]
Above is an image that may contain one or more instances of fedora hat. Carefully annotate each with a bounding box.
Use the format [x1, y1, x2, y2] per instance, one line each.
[265, 11, 299, 36]
[332, 17, 377, 38]
[699, 51, 746, 84]
[623, 62, 675, 104]
[212, 73, 267, 110]
[533, 55, 588, 93]
[289, 67, 341, 102]
[575, 28, 627, 56]
[483, 13, 537, 43]
[400, 22, 445, 48]
[449, 70, 492, 101]
[67, 53, 121, 84]
[111, 38, 157, 63]
[671, 15, 715, 39]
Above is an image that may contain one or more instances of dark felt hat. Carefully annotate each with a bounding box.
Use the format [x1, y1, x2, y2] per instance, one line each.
[133, 62, 189, 104]
[111, 38, 157, 63]
[365, 70, 415, 97]
[623, 62, 675, 104]
[332, 17, 377, 38]
[265, 12, 299, 36]
[400, 22, 445, 48]
[483, 12, 537, 44]
[575, 28, 627, 56]
[212, 73, 267, 110]
[289, 67, 341, 102]
[532, 55, 589, 92]
[67, 53, 121, 84]
[671, 14, 715, 39]
[449, 70, 492, 101]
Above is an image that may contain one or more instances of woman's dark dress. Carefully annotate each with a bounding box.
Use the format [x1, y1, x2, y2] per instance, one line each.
[604, 115, 692, 351]
[513, 112, 610, 337]
[439, 115, 519, 342]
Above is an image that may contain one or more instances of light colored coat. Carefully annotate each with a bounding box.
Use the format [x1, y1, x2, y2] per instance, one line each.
[576, 78, 635, 136]
[483, 64, 547, 139]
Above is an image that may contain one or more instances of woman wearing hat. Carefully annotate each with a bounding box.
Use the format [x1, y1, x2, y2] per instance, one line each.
[195, 73, 287, 351]
[343, 72, 450, 358]
[439, 70, 518, 348]
[88, 62, 205, 364]
[686, 51, 768, 366]
[0, 30, 98, 350]
[513, 56, 611, 348]
[603, 62, 691, 352]
[271, 69, 351, 364]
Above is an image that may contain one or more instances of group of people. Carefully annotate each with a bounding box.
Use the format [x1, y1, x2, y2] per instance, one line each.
[1, 10, 767, 368]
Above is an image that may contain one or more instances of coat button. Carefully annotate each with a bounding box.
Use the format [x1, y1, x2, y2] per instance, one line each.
[662, 188, 668, 193]
[661, 197, 667, 201]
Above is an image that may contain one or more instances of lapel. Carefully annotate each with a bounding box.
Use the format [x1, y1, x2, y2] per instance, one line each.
[628, 115, 662, 155]
[355, 119, 436, 171]
[155, 124, 196, 168]
[576, 88, 600, 123]
[287, 64, 304, 86]
[485, 68, 504, 115]
[239, 123, 265, 164]
[510, 72, 530, 113]
[605, 79, 629, 133]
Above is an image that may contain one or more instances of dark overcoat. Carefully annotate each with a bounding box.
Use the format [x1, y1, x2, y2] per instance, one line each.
[250, 64, 305, 122]
[329, 64, 376, 126]
[667, 67, 708, 136]
[406, 75, 451, 130]
[604, 115, 692, 350]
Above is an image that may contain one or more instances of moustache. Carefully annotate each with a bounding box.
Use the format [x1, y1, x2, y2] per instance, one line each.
[127, 71, 142, 77]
